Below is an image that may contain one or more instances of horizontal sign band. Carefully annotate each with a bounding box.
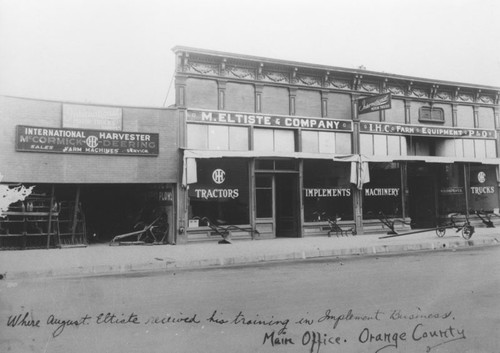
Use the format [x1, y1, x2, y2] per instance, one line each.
[187, 110, 352, 131]
[16, 125, 159, 156]
[360, 122, 496, 139]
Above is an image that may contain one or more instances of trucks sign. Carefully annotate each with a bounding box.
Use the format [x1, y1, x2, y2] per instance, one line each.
[16, 125, 159, 156]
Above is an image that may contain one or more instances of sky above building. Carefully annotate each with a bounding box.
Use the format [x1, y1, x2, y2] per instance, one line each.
[0, 0, 499, 108]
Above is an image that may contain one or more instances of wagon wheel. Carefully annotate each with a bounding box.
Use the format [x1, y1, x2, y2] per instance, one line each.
[436, 227, 446, 237]
[462, 225, 474, 240]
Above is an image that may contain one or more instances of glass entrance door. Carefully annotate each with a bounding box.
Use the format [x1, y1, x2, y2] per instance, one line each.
[255, 173, 300, 238]
[408, 164, 438, 228]
[275, 174, 299, 237]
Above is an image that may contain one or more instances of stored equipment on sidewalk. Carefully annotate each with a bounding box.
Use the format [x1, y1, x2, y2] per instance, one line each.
[311, 211, 356, 237]
[374, 211, 413, 236]
[192, 216, 260, 244]
[379, 212, 474, 240]
[475, 210, 496, 228]
[326, 217, 356, 237]
[109, 213, 169, 246]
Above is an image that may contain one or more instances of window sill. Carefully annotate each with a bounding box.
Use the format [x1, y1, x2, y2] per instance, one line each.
[418, 119, 445, 124]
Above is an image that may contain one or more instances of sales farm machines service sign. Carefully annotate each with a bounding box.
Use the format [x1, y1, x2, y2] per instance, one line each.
[16, 125, 159, 156]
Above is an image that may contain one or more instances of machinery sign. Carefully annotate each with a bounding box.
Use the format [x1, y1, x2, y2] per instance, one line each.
[16, 125, 159, 156]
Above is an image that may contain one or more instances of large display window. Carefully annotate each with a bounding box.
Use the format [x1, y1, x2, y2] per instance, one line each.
[303, 160, 352, 222]
[188, 158, 249, 225]
[363, 163, 403, 219]
[437, 164, 466, 215]
[469, 164, 498, 212]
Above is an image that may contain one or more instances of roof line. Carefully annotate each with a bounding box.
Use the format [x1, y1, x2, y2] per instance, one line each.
[172, 45, 500, 91]
[0, 94, 176, 110]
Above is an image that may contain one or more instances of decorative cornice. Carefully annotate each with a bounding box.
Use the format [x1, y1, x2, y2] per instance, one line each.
[435, 90, 452, 101]
[387, 84, 405, 96]
[225, 66, 256, 80]
[430, 85, 438, 99]
[353, 75, 362, 91]
[186, 61, 219, 75]
[478, 94, 494, 104]
[175, 51, 498, 106]
[297, 74, 322, 87]
[457, 93, 474, 102]
[410, 87, 429, 98]
[359, 81, 379, 93]
[261, 70, 289, 83]
[326, 76, 351, 90]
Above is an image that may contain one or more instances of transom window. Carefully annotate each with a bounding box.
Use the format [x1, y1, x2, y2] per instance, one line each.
[419, 106, 444, 123]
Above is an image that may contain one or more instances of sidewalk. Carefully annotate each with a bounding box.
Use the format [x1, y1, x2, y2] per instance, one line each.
[1, 228, 499, 280]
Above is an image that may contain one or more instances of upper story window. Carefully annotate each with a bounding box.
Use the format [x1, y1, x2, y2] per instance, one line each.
[253, 128, 296, 152]
[419, 106, 444, 123]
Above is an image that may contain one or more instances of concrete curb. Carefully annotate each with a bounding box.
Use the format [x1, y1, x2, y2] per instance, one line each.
[2, 236, 499, 281]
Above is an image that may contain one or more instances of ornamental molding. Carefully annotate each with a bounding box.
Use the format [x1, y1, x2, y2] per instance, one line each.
[296, 75, 322, 86]
[326, 78, 351, 90]
[410, 87, 429, 98]
[359, 82, 379, 93]
[225, 66, 256, 80]
[478, 95, 494, 104]
[387, 85, 405, 95]
[262, 71, 290, 83]
[435, 91, 452, 100]
[457, 93, 473, 102]
[177, 54, 498, 105]
[186, 62, 219, 75]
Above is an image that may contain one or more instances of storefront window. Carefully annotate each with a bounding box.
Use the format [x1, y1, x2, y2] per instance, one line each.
[188, 158, 249, 225]
[303, 160, 352, 222]
[469, 164, 498, 212]
[363, 163, 402, 219]
[437, 164, 466, 215]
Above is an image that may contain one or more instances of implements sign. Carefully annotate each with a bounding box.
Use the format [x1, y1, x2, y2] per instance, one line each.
[16, 125, 159, 156]
[187, 110, 352, 131]
[358, 93, 392, 114]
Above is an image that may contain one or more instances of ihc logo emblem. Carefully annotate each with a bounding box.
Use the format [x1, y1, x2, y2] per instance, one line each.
[212, 169, 226, 184]
[85, 135, 99, 148]
[477, 171, 486, 183]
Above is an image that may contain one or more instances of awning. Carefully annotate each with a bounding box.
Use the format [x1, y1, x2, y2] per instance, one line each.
[393, 155, 500, 165]
[183, 149, 500, 164]
[181, 149, 355, 187]
[182, 149, 353, 160]
[181, 149, 500, 187]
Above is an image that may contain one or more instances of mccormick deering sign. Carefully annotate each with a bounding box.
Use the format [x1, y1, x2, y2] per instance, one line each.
[358, 93, 392, 114]
[16, 125, 159, 156]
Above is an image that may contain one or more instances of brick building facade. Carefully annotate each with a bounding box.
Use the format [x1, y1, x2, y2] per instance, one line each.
[0, 96, 179, 248]
[172, 46, 500, 243]
[2, 47, 500, 248]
